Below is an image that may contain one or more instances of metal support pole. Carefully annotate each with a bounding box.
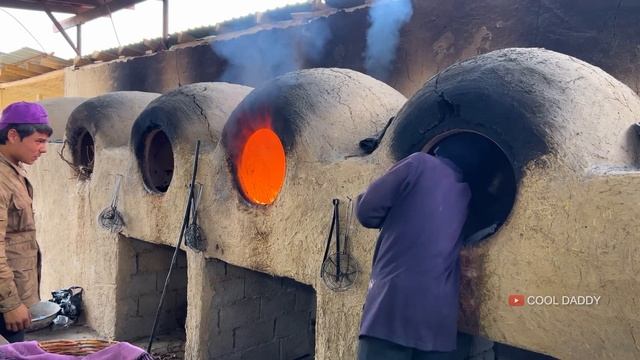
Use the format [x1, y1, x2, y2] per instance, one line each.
[76, 24, 82, 56]
[162, 0, 168, 40]
[40, 1, 80, 56]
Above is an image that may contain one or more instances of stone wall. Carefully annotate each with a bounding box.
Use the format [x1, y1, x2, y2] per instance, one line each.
[203, 259, 316, 360]
[115, 237, 188, 341]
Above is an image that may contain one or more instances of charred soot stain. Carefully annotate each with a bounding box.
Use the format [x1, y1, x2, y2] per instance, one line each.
[390, 62, 551, 181]
[222, 78, 310, 206]
[223, 106, 289, 206]
[437, 92, 461, 122]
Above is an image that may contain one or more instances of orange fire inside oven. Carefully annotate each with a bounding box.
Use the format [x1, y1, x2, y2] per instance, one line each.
[237, 128, 286, 205]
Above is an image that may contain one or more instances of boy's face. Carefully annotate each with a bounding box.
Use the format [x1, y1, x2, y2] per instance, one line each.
[7, 129, 49, 165]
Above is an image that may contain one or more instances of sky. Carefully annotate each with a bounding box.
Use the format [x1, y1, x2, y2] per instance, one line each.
[0, 0, 307, 60]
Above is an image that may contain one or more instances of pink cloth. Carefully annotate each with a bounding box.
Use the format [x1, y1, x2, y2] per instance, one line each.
[0, 341, 150, 360]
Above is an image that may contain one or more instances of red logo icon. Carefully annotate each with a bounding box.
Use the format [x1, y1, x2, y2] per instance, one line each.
[509, 294, 525, 307]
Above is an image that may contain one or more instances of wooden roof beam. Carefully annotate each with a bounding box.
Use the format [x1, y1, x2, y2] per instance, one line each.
[24, 62, 57, 74]
[0, 0, 82, 14]
[55, 0, 146, 31]
[1, 64, 40, 77]
[118, 45, 144, 57]
[176, 32, 196, 44]
[90, 49, 118, 62]
[143, 38, 166, 52]
[39, 56, 70, 69]
[0, 68, 26, 82]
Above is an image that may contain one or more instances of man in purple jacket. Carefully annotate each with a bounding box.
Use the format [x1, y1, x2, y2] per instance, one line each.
[356, 148, 475, 360]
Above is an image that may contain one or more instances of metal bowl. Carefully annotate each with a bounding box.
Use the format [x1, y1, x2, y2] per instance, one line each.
[27, 301, 61, 332]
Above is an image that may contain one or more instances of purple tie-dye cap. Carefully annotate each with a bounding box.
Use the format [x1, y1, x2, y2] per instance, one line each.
[0, 101, 50, 130]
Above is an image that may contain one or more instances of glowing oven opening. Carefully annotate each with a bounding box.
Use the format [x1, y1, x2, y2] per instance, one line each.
[237, 128, 286, 205]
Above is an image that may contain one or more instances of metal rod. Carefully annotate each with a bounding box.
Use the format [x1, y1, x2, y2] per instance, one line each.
[40, 1, 79, 56]
[343, 197, 353, 252]
[320, 200, 337, 277]
[162, 0, 168, 41]
[344, 197, 353, 272]
[147, 140, 200, 353]
[334, 199, 341, 282]
[110, 174, 123, 209]
[105, 5, 121, 47]
[191, 183, 203, 223]
[76, 24, 82, 56]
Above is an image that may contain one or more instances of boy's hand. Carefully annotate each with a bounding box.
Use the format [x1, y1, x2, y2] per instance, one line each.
[4, 304, 31, 332]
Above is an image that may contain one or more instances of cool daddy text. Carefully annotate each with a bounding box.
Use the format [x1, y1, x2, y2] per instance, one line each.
[527, 295, 601, 306]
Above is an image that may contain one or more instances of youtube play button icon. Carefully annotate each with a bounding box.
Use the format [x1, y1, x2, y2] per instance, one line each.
[509, 294, 525, 307]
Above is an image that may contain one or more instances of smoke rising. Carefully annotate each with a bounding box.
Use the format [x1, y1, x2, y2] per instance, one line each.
[213, 19, 330, 87]
[364, 0, 413, 80]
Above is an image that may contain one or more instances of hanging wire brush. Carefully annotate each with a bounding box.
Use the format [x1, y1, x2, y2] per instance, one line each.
[98, 174, 125, 232]
[321, 198, 359, 291]
[185, 183, 205, 252]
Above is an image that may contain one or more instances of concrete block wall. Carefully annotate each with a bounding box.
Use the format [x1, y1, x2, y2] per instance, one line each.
[116, 236, 188, 340]
[205, 259, 316, 360]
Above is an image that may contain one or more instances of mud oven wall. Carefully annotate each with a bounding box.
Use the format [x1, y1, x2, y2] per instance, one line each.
[30, 69, 406, 360]
[29, 49, 640, 360]
[377, 48, 640, 359]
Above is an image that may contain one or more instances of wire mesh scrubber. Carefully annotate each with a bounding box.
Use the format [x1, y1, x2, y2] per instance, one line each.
[320, 198, 360, 291]
[98, 175, 125, 233]
[321, 252, 359, 291]
[184, 183, 206, 252]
